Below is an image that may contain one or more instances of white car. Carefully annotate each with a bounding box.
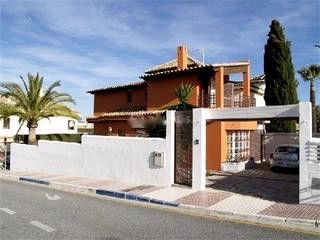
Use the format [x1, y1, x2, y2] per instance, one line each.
[269, 145, 299, 170]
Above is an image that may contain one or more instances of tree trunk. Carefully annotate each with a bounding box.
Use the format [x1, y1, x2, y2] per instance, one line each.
[310, 80, 317, 133]
[27, 121, 38, 145]
[28, 127, 37, 145]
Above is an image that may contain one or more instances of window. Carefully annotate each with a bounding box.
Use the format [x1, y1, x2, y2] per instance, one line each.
[68, 120, 75, 130]
[276, 146, 299, 154]
[227, 130, 250, 162]
[127, 91, 132, 103]
[3, 117, 10, 129]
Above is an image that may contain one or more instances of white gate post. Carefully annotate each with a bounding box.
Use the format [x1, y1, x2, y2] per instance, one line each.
[192, 108, 207, 190]
[299, 102, 313, 204]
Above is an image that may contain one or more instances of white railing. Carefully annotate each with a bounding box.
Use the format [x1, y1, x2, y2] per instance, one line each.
[307, 138, 320, 163]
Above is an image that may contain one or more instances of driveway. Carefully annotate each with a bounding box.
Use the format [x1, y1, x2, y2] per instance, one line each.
[206, 166, 299, 203]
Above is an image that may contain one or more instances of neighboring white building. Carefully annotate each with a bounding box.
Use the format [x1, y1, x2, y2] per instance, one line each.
[231, 74, 266, 131]
[232, 73, 266, 107]
[0, 97, 78, 142]
[0, 116, 78, 142]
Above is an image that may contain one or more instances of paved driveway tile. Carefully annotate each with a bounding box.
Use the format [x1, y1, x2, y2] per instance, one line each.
[176, 191, 232, 207]
[143, 187, 195, 202]
[258, 203, 320, 220]
[209, 195, 274, 215]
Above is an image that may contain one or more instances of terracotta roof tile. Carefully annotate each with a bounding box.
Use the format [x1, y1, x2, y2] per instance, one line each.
[145, 56, 203, 74]
[141, 61, 250, 79]
[87, 110, 165, 120]
[87, 81, 146, 94]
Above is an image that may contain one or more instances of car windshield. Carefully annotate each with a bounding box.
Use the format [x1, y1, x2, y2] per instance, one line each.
[275, 146, 299, 153]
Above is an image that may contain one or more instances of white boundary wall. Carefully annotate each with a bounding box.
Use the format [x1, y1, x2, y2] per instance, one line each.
[11, 111, 175, 187]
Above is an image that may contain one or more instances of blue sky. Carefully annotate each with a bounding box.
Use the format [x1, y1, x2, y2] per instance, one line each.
[1, 0, 319, 118]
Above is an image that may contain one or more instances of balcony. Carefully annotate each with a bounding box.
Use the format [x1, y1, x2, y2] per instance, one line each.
[199, 94, 256, 108]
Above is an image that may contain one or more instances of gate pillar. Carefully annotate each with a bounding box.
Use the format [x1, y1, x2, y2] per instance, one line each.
[192, 108, 207, 190]
[299, 102, 315, 204]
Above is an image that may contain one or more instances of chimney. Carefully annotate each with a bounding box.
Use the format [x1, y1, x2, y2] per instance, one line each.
[177, 45, 188, 70]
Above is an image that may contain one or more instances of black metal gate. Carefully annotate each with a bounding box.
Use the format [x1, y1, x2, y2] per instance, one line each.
[174, 111, 193, 186]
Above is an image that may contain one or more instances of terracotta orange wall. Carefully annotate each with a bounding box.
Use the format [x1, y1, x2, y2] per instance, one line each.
[206, 121, 226, 171]
[146, 74, 202, 110]
[206, 120, 257, 171]
[94, 88, 147, 115]
[93, 119, 136, 136]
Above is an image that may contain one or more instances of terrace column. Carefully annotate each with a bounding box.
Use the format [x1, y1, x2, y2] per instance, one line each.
[243, 64, 250, 97]
[215, 66, 224, 108]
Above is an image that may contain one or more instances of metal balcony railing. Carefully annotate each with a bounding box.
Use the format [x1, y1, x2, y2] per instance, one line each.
[199, 94, 256, 108]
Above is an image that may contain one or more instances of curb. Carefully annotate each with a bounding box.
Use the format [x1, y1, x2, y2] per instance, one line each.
[179, 203, 319, 232]
[19, 177, 49, 185]
[1, 174, 319, 233]
[1, 174, 180, 208]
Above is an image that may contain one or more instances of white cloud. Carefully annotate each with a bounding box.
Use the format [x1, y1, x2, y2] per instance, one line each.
[1, 0, 319, 115]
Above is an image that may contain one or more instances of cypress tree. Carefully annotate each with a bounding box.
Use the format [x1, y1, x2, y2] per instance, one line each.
[264, 19, 298, 132]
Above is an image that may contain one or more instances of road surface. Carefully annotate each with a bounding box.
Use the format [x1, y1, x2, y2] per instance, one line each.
[0, 179, 318, 240]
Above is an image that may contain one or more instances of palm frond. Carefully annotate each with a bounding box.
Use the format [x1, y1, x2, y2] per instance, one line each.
[297, 64, 320, 82]
[0, 73, 78, 125]
[175, 83, 195, 104]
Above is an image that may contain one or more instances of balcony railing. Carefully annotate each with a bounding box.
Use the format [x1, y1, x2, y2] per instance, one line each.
[199, 94, 256, 108]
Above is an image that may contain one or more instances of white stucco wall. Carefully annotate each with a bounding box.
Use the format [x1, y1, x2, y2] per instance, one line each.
[10, 111, 175, 187]
[0, 116, 78, 140]
[253, 93, 265, 107]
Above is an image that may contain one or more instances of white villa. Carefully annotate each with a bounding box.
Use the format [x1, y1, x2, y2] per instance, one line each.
[0, 97, 79, 142]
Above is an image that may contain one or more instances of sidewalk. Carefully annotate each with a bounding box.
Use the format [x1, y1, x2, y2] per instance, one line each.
[1, 170, 319, 232]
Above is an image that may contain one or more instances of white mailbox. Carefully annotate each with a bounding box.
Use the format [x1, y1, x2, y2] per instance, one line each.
[153, 151, 164, 167]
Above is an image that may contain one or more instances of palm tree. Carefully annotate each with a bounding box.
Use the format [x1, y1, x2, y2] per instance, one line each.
[166, 83, 194, 111]
[0, 73, 80, 144]
[297, 64, 320, 133]
[175, 83, 194, 104]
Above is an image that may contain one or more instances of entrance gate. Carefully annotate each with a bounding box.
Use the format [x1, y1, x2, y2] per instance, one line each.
[174, 111, 193, 186]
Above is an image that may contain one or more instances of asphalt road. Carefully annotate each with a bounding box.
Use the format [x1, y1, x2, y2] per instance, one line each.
[0, 179, 318, 240]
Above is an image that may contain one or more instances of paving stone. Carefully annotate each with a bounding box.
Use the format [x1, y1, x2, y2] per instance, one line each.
[209, 195, 274, 215]
[49, 176, 85, 183]
[98, 182, 138, 192]
[78, 180, 116, 188]
[127, 186, 164, 195]
[64, 177, 96, 184]
[34, 174, 62, 180]
[259, 203, 320, 220]
[176, 191, 232, 207]
[20, 172, 45, 177]
[0, 170, 29, 176]
[143, 187, 195, 202]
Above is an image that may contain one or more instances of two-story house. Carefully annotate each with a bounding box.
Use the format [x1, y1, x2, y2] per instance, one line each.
[87, 46, 265, 171]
